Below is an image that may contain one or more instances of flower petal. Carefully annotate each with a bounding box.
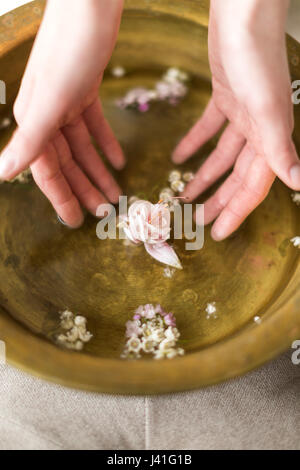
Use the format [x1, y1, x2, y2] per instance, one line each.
[144, 242, 182, 269]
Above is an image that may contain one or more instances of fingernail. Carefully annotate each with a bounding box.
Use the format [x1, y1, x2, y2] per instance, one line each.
[211, 227, 225, 242]
[57, 214, 69, 226]
[0, 151, 15, 180]
[172, 151, 181, 163]
[57, 214, 77, 229]
[115, 158, 126, 170]
[290, 164, 300, 189]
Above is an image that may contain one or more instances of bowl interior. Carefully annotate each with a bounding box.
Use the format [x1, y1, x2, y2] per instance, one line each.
[0, 0, 299, 393]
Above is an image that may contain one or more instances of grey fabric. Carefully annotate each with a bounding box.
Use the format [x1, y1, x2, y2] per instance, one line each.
[0, 350, 299, 450]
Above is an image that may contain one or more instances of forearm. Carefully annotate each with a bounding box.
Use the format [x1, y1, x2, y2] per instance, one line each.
[210, 0, 289, 42]
[36, 0, 124, 73]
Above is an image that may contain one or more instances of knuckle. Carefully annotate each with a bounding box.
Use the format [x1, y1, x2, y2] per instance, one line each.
[240, 181, 263, 200]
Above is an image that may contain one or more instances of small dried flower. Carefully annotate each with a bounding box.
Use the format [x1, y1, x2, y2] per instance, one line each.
[168, 170, 181, 183]
[183, 172, 194, 182]
[57, 334, 67, 343]
[154, 347, 184, 360]
[142, 323, 154, 337]
[151, 328, 165, 343]
[165, 326, 180, 341]
[74, 315, 87, 327]
[122, 304, 184, 360]
[291, 192, 300, 205]
[135, 305, 145, 315]
[116, 67, 189, 112]
[111, 66, 126, 78]
[66, 327, 79, 342]
[206, 302, 217, 319]
[159, 338, 176, 352]
[10, 168, 32, 184]
[154, 304, 164, 315]
[126, 319, 142, 338]
[121, 350, 141, 360]
[141, 338, 156, 353]
[56, 310, 92, 351]
[171, 180, 185, 193]
[164, 312, 176, 327]
[74, 340, 84, 351]
[156, 80, 187, 102]
[160, 187, 174, 197]
[163, 67, 189, 84]
[0, 117, 12, 130]
[291, 236, 300, 248]
[61, 310, 73, 320]
[163, 266, 175, 278]
[127, 337, 142, 353]
[159, 189, 175, 204]
[165, 349, 178, 359]
[177, 348, 185, 356]
[79, 330, 93, 343]
[143, 303, 157, 319]
[60, 310, 74, 330]
[138, 102, 149, 113]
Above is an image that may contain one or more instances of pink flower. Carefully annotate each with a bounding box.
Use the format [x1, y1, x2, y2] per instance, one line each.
[154, 304, 164, 315]
[164, 313, 176, 327]
[123, 200, 170, 245]
[135, 305, 145, 316]
[143, 304, 156, 319]
[155, 80, 187, 101]
[125, 320, 142, 338]
[122, 200, 182, 269]
[138, 102, 149, 113]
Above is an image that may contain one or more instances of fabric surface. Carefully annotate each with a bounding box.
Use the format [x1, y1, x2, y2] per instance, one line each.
[0, 350, 299, 450]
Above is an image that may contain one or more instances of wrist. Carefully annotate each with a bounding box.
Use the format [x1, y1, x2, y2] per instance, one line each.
[46, 0, 124, 25]
[211, 0, 289, 34]
[211, 0, 289, 48]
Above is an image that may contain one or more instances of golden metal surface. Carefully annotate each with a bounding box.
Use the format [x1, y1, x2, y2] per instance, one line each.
[0, 0, 299, 394]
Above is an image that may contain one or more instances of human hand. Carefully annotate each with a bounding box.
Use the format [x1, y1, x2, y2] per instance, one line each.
[173, 0, 300, 241]
[0, 0, 125, 228]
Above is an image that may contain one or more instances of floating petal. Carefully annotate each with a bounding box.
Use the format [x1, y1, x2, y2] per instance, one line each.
[144, 242, 182, 269]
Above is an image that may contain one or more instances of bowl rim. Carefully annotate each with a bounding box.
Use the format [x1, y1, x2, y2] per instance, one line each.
[0, 0, 299, 395]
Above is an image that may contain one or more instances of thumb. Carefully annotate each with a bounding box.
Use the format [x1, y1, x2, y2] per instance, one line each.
[255, 106, 300, 191]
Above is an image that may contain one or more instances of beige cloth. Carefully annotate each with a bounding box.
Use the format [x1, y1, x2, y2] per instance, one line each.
[0, 350, 299, 450]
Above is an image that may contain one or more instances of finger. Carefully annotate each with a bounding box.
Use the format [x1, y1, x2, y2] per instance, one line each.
[183, 124, 245, 201]
[172, 98, 226, 163]
[62, 117, 122, 204]
[0, 117, 56, 181]
[13, 75, 36, 125]
[30, 143, 84, 228]
[83, 98, 125, 170]
[211, 155, 275, 241]
[196, 144, 254, 225]
[53, 131, 108, 216]
[256, 107, 300, 190]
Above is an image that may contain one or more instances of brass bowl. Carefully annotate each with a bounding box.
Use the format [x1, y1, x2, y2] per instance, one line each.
[0, 0, 299, 394]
